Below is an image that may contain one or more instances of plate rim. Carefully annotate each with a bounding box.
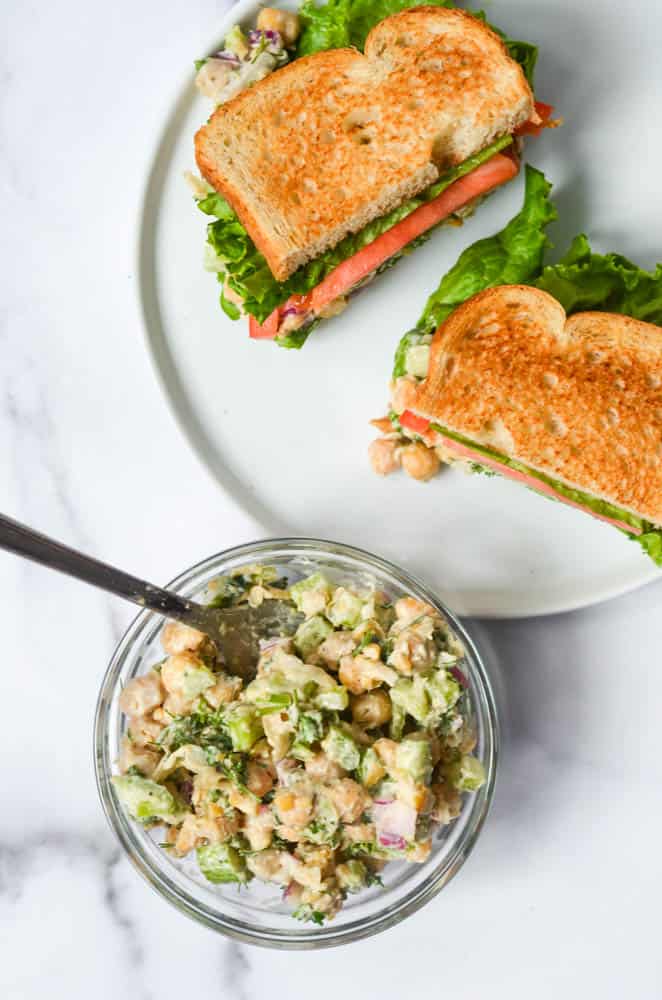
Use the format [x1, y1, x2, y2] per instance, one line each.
[135, 0, 661, 619]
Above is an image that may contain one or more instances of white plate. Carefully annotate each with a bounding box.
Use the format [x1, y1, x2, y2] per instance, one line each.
[139, 0, 662, 617]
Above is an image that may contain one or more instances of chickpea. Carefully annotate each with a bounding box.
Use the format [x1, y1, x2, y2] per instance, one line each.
[119, 671, 163, 717]
[370, 416, 393, 435]
[257, 7, 301, 46]
[274, 787, 313, 828]
[127, 714, 163, 748]
[276, 824, 304, 843]
[327, 778, 370, 823]
[161, 621, 207, 655]
[395, 596, 436, 623]
[295, 843, 334, 875]
[430, 781, 462, 825]
[318, 631, 355, 668]
[284, 855, 323, 889]
[195, 58, 234, 101]
[298, 884, 343, 918]
[118, 737, 160, 777]
[339, 653, 397, 695]
[192, 768, 225, 809]
[460, 724, 478, 754]
[246, 760, 275, 798]
[390, 376, 418, 415]
[246, 848, 290, 884]
[162, 693, 194, 718]
[228, 784, 259, 817]
[173, 814, 238, 856]
[305, 752, 345, 782]
[244, 807, 275, 851]
[400, 441, 440, 481]
[342, 822, 376, 847]
[299, 588, 328, 618]
[368, 437, 401, 476]
[161, 651, 209, 698]
[351, 689, 392, 728]
[205, 673, 242, 708]
[407, 837, 432, 863]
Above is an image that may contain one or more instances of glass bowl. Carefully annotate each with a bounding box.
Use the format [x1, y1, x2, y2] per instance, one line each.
[94, 538, 498, 948]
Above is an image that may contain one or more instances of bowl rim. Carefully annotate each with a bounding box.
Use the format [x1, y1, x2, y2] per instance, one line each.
[94, 536, 499, 949]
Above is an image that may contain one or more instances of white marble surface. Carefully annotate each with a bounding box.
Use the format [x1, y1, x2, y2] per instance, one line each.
[2, 1, 662, 997]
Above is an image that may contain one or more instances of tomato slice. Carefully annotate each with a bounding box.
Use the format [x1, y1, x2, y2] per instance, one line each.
[249, 312, 280, 339]
[514, 101, 555, 137]
[250, 151, 519, 339]
[400, 410, 431, 436]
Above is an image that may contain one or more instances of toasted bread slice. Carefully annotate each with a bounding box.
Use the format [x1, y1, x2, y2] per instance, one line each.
[412, 285, 662, 523]
[195, 7, 533, 281]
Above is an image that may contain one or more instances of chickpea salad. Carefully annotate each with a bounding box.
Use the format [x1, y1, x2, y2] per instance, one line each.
[113, 566, 485, 925]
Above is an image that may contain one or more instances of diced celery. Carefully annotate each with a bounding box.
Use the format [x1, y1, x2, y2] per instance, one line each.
[197, 843, 251, 884]
[444, 754, 486, 791]
[153, 744, 208, 781]
[304, 794, 339, 844]
[223, 24, 249, 58]
[112, 775, 180, 822]
[390, 676, 430, 723]
[179, 662, 216, 700]
[314, 686, 349, 711]
[224, 704, 263, 751]
[321, 724, 361, 771]
[327, 587, 364, 628]
[297, 710, 325, 745]
[395, 738, 432, 784]
[336, 860, 368, 892]
[425, 669, 461, 716]
[294, 615, 333, 659]
[405, 344, 431, 378]
[289, 572, 332, 611]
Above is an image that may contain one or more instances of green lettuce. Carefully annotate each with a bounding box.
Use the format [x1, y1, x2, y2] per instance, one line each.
[200, 135, 512, 328]
[297, 0, 453, 54]
[535, 235, 662, 325]
[297, 1, 539, 86]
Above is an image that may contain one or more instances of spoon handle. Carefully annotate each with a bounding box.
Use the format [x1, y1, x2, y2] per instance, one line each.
[0, 512, 205, 624]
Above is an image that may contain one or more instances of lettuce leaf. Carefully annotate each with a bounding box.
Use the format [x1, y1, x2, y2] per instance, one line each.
[201, 136, 512, 325]
[535, 235, 662, 325]
[297, 1, 538, 86]
[391, 163, 555, 373]
[297, 0, 453, 54]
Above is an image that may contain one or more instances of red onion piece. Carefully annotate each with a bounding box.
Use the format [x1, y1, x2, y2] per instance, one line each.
[378, 832, 406, 850]
[450, 665, 468, 688]
[373, 800, 417, 842]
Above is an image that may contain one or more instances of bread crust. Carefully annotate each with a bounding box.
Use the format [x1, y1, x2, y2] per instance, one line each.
[413, 285, 662, 524]
[195, 7, 533, 281]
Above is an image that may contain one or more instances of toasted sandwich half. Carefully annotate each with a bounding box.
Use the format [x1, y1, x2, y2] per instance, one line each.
[193, 3, 554, 348]
[370, 166, 662, 566]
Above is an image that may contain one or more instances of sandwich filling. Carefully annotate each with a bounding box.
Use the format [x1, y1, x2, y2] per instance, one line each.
[248, 147, 520, 342]
[399, 411, 647, 537]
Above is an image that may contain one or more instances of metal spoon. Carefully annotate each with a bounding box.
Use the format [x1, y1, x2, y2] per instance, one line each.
[0, 513, 302, 675]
